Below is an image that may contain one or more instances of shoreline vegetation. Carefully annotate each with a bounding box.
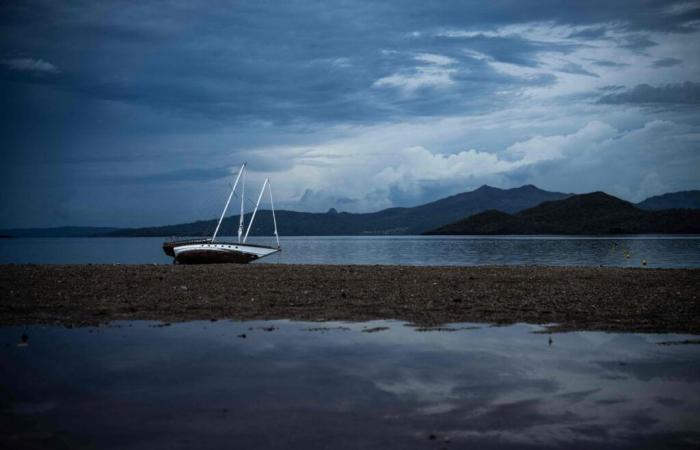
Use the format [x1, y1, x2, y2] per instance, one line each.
[1, 264, 698, 333]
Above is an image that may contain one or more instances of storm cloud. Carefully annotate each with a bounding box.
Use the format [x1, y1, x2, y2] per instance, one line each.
[1, 0, 699, 227]
[598, 82, 700, 105]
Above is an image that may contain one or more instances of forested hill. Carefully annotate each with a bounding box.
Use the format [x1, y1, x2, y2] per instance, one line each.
[636, 190, 700, 210]
[425, 192, 700, 235]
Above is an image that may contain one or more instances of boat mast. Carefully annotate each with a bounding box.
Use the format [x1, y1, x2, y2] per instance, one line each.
[238, 169, 245, 243]
[268, 182, 280, 248]
[243, 178, 268, 243]
[212, 163, 245, 242]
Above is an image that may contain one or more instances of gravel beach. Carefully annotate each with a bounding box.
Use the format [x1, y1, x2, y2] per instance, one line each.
[1, 264, 698, 333]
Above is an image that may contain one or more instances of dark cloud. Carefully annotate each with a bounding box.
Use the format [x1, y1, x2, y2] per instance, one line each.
[434, 34, 577, 67]
[591, 60, 629, 68]
[651, 57, 683, 68]
[567, 26, 608, 40]
[619, 34, 658, 51]
[394, 0, 700, 34]
[598, 82, 700, 105]
[557, 62, 599, 77]
[599, 84, 625, 91]
[0, 0, 694, 125]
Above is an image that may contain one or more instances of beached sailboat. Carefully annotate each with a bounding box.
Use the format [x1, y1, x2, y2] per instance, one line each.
[162, 163, 281, 264]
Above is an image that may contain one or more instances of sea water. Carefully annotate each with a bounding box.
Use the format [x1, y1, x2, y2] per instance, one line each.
[0, 235, 699, 267]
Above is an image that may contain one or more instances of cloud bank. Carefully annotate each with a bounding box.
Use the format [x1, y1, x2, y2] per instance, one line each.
[1, 0, 699, 226]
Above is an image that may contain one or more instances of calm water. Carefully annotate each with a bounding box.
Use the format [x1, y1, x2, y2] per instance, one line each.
[1, 235, 699, 267]
[1, 320, 699, 449]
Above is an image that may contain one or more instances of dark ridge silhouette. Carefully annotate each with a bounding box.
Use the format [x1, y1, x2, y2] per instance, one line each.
[96, 184, 571, 237]
[425, 192, 700, 235]
[4, 186, 698, 237]
[636, 190, 700, 210]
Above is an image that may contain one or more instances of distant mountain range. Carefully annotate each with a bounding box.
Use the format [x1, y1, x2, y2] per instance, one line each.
[2, 187, 698, 237]
[103, 184, 571, 237]
[636, 190, 700, 210]
[425, 192, 700, 235]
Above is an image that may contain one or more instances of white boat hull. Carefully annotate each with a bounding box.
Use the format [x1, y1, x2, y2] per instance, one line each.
[171, 242, 280, 264]
[161, 163, 282, 265]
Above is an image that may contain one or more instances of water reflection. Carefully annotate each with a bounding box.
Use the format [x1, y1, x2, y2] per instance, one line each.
[1, 321, 699, 449]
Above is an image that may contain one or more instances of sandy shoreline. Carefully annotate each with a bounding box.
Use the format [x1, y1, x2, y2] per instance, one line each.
[1, 264, 698, 333]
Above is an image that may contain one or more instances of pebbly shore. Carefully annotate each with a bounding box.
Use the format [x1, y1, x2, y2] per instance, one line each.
[0, 264, 698, 333]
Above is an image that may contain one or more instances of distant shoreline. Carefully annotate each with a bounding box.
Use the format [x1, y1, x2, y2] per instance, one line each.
[1, 264, 698, 334]
[2, 187, 697, 238]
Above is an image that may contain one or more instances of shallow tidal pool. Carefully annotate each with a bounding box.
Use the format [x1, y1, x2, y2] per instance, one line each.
[2, 320, 699, 449]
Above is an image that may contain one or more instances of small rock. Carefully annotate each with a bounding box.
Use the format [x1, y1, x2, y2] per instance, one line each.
[180, 285, 188, 291]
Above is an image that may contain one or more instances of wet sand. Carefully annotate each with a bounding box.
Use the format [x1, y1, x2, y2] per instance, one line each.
[0, 264, 698, 333]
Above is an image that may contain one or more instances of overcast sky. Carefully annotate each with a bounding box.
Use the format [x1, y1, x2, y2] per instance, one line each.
[2, 0, 699, 227]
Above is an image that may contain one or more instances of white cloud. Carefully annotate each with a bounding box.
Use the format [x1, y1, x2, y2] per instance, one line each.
[505, 119, 700, 201]
[438, 29, 501, 39]
[250, 113, 697, 212]
[439, 22, 613, 43]
[374, 146, 509, 186]
[2, 57, 58, 73]
[438, 21, 700, 102]
[505, 121, 617, 165]
[373, 66, 456, 94]
[414, 53, 456, 66]
[373, 51, 458, 95]
[331, 57, 351, 67]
